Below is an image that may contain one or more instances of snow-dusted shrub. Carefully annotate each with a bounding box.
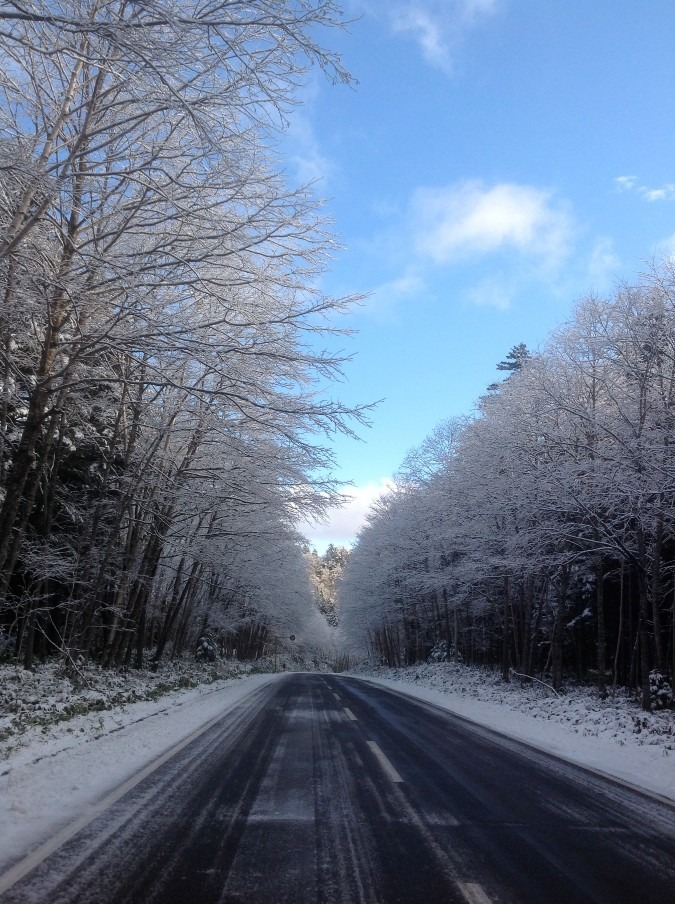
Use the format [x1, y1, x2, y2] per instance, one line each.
[427, 639, 462, 663]
[195, 632, 218, 663]
[649, 670, 673, 709]
[427, 639, 448, 662]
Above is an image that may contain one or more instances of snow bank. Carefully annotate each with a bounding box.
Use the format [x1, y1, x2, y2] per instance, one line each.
[0, 670, 282, 872]
[349, 662, 675, 803]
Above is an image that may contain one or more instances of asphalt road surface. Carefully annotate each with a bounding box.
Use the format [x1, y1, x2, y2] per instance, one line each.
[2, 673, 674, 903]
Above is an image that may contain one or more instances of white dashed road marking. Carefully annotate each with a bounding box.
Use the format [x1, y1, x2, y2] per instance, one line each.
[366, 740, 403, 783]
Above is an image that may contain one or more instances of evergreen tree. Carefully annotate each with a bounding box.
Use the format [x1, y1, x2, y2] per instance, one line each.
[487, 343, 531, 391]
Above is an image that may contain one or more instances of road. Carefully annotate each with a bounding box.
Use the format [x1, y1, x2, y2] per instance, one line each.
[2, 673, 674, 903]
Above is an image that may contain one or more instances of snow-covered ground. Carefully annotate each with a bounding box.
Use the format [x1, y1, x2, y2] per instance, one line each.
[349, 662, 675, 803]
[0, 658, 285, 874]
[1, 657, 673, 879]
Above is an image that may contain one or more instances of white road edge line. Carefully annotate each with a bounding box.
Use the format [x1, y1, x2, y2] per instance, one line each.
[366, 740, 403, 783]
[0, 703, 243, 894]
[343, 707, 358, 721]
[457, 880, 493, 904]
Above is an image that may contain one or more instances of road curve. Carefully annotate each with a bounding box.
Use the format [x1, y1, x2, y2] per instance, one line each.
[2, 673, 674, 903]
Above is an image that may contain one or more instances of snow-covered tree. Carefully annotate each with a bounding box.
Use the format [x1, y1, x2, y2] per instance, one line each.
[340, 266, 675, 710]
[0, 0, 366, 670]
[306, 543, 350, 627]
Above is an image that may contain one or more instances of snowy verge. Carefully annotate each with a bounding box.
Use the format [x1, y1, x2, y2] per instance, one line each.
[0, 654, 307, 755]
[0, 671, 283, 873]
[347, 663, 675, 804]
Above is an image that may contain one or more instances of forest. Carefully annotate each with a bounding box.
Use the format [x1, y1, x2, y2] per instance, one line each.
[0, 1, 362, 673]
[340, 271, 675, 711]
[2, 3, 675, 719]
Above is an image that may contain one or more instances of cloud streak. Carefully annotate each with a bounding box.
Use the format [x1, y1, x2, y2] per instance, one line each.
[385, 0, 498, 74]
[285, 111, 335, 186]
[615, 175, 675, 202]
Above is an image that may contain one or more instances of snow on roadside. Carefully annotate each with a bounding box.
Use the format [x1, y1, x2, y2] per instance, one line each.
[0, 657, 280, 757]
[0, 667, 282, 873]
[349, 662, 675, 803]
[1, 657, 673, 878]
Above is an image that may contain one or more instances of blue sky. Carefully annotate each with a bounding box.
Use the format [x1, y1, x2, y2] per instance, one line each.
[291, 0, 675, 549]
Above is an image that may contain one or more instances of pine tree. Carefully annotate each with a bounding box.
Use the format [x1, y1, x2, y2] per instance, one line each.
[487, 343, 531, 391]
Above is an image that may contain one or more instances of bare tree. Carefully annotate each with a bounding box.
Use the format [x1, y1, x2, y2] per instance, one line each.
[0, 1, 368, 668]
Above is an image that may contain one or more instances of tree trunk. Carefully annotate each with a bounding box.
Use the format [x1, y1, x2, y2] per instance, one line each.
[636, 529, 653, 711]
[551, 564, 569, 691]
[637, 577, 653, 711]
[520, 574, 535, 677]
[596, 557, 607, 699]
[501, 575, 510, 682]
[650, 511, 666, 674]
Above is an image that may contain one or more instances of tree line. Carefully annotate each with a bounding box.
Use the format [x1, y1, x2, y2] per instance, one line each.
[306, 543, 350, 628]
[340, 266, 675, 711]
[0, 1, 361, 672]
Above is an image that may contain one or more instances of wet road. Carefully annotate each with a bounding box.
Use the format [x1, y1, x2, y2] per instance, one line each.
[2, 673, 674, 903]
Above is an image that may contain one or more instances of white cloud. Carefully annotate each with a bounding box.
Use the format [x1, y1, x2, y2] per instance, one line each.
[364, 270, 427, 316]
[392, 7, 448, 69]
[285, 112, 334, 186]
[386, 0, 498, 74]
[643, 185, 675, 202]
[299, 478, 394, 550]
[382, 272, 426, 297]
[614, 175, 638, 192]
[587, 236, 620, 288]
[355, 179, 578, 316]
[614, 175, 675, 202]
[412, 180, 573, 265]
